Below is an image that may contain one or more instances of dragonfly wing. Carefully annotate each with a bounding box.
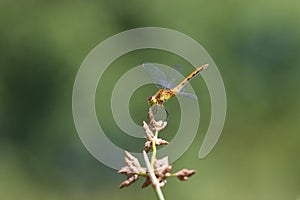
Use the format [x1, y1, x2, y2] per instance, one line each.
[160, 79, 176, 90]
[160, 64, 184, 89]
[143, 63, 173, 89]
[176, 91, 198, 100]
[165, 64, 183, 86]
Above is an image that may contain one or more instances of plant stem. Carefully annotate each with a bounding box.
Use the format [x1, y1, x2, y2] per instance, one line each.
[143, 151, 165, 200]
[150, 130, 158, 167]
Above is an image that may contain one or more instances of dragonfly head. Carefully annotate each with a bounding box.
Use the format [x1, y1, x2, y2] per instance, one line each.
[147, 96, 157, 106]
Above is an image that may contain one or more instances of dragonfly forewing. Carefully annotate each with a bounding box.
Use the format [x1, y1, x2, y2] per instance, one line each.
[142, 63, 171, 89]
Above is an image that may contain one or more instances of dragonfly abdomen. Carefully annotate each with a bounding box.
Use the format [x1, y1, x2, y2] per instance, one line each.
[171, 64, 208, 93]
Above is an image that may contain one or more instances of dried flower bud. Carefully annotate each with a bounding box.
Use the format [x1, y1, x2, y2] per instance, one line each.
[141, 177, 151, 188]
[144, 141, 152, 153]
[143, 121, 154, 139]
[151, 120, 167, 132]
[154, 157, 172, 178]
[159, 179, 167, 187]
[155, 138, 169, 146]
[119, 174, 139, 188]
[175, 169, 196, 181]
[148, 108, 167, 131]
[118, 151, 146, 188]
[143, 134, 169, 152]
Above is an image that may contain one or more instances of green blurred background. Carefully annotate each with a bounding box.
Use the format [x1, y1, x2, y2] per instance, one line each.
[1, 0, 300, 199]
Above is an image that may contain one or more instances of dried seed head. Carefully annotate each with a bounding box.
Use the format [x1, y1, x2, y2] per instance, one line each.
[118, 151, 146, 188]
[175, 169, 196, 181]
[148, 108, 167, 131]
[154, 157, 172, 178]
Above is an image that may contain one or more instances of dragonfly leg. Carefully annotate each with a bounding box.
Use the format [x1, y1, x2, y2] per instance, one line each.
[162, 105, 169, 121]
[165, 109, 169, 121]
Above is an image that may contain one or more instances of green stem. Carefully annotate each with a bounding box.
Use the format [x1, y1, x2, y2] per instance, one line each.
[150, 130, 158, 167]
[143, 151, 165, 200]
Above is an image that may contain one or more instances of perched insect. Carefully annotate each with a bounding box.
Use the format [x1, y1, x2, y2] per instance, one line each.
[143, 63, 208, 118]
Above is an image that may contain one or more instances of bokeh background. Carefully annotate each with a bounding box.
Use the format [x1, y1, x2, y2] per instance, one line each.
[1, 0, 300, 199]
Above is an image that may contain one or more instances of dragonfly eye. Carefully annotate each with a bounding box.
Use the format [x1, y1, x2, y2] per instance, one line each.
[147, 96, 156, 105]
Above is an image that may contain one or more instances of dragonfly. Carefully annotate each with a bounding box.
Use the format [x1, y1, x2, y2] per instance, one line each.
[143, 63, 208, 118]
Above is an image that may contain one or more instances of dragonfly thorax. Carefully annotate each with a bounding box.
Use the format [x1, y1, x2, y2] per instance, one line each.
[147, 89, 176, 106]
